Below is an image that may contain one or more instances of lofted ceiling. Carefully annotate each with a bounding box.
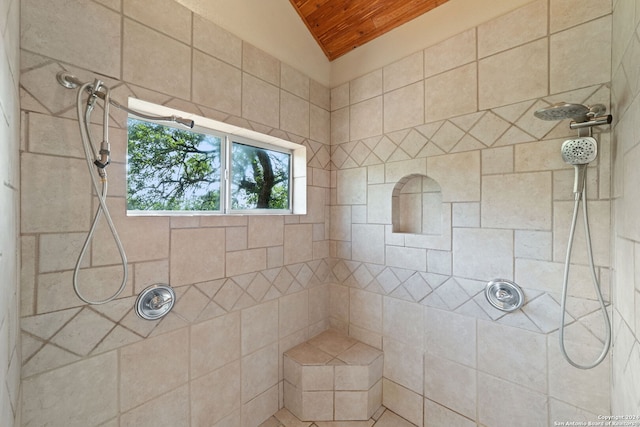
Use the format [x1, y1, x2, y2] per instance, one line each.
[289, 0, 450, 61]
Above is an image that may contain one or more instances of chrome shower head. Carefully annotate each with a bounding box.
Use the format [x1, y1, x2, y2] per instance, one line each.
[561, 137, 598, 165]
[534, 102, 590, 122]
[561, 137, 598, 195]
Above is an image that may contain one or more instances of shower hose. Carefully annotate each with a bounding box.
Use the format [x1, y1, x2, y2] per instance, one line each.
[72, 81, 128, 305]
[559, 182, 611, 369]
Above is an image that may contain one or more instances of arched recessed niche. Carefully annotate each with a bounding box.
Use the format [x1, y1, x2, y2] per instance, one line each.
[392, 174, 443, 235]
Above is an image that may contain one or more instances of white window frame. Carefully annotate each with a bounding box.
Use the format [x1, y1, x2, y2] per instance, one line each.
[126, 98, 307, 216]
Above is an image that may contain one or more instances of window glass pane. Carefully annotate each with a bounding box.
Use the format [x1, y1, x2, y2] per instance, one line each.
[127, 118, 222, 211]
[230, 142, 291, 210]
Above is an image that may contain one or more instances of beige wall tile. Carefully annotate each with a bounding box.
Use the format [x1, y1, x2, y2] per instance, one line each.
[478, 373, 548, 426]
[191, 312, 241, 377]
[424, 399, 476, 427]
[281, 63, 310, 100]
[350, 70, 382, 104]
[425, 354, 476, 419]
[330, 206, 352, 240]
[481, 172, 552, 230]
[367, 184, 393, 224]
[385, 246, 427, 271]
[193, 50, 242, 116]
[350, 97, 382, 141]
[478, 321, 547, 393]
[382, 379, 424, 427]
[425, 307, 476, 367]
[284, 224, 313, 264]
[170, 228, 225, 286]
[123, 19, 190, 98]
[21, 154, 90, 233]
[337, 167, 367, 205]
[241, 342, 279, 403]
[385, 81, 424, 132]
[478, 0, 547, 58]
[121, 385, 189, 427]
[226, 248, 267, 277]
[550, 16, 612, 94]
[453, 228, 513, 279]
[242, 44, 280, 85]
[123, 0, 191, 43]
[241, 385, 279, 427]
[120, 329, 188, 411]
[22, 352, 118, 427]
[383, 337, 423, 394]
[479, 39, 548, 110]
[248, 216, 284, 248]
[331, 107, 350, 144]
[310, 79, 330, 110]
[424, 29, 476, 78]
[310, 104, 331, 144]
[279, 291, 309, 337]
[350, 288, 382, 333]
[384, 51, 424, 93]
[550, 0, 612, 33]
[242, 299, 279, 356]
[427, 151, 480, 202]
[21, 0, 121, 77]
[352, 224, 385, 264]
[191, 361, 241, 426]
[281, 90, 310, 137]
[242, 73, 279, 128]
[425, 63, 477, 123]
[383, 297, 424, 348]
[193, 15, 242, 67]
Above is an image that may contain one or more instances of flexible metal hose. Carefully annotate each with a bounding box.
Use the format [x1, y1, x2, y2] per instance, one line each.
[72, 82, 128, 305]
[558, 184, 611, 369]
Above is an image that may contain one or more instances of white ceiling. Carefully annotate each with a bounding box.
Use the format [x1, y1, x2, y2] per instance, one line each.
[174, 0, 534, 87]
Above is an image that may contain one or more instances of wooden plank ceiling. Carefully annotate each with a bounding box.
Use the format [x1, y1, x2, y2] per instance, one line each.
[289, 0, 449, 61]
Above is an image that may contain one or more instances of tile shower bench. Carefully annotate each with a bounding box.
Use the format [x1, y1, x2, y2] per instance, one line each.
[283, 329, 383, 421]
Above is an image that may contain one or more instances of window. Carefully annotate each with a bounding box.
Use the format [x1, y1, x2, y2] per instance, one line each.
[126, 98, 306, 216]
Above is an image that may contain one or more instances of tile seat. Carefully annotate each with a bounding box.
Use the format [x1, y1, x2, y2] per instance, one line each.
[283, 329, 383, 421]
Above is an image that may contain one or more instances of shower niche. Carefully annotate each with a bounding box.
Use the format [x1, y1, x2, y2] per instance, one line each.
[392, 174, 444, 235]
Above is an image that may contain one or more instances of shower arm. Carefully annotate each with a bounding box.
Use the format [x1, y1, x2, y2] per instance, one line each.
[56, 72, 195, 128]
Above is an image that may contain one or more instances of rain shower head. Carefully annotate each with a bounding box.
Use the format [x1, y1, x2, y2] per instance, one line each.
[534, 102, 590, 122]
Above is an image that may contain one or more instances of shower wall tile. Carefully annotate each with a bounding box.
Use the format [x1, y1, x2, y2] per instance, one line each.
[424, 399, 476, 427]
[550, 16, 612, 94]
[284, 224, 313, 264]
[192, 51, 242, 116]
[21, 154, 91, 233]
[193, 15, 243, 68]
[427, 151, 480, 202]
[191, 361, 241, 426]
[479, 39, 548, 110]
[123, 19, 191, 99]
[280, 90, 310, 138]
[242, 73, 280, 128]
[477, 373, 548, 427]
[453, 228, 513, 279]
[424, 29, 476, 78]
[281, 63, 310, 100]
[385, 81, 424, 133]
[21, 352, 118, 427]
[425, 63, 477, 123]
[477, 0, 547, 58]
[336, 167, 367, 205]
[350, 97, 382, 141]
[424, 307, 476, 368]
[352, 224, 385, 264]
[349, 288, 382, 334]
[248, 216, 284, 248]
[424, 354, 476, 420]
[243, 44, 280, 86]
[384, 51, 423, 93]
[481, 172, 552, 230]
[170, 228, 225, 286]
[241, 342, 279, 403]
[121, 385, 189, 427]
[382, 379, 424, 427]
[190, 312, 241, 378]
[549, 0, 612, 33]
[123, 0, 192, 44]
[226, 248, 267, 276]
[119, 329, 189, 411]
[350, 70, 382, 104]
[21, 0, 121, 78]
[477, 321, 547, 393]
[383, 337, 423, 394]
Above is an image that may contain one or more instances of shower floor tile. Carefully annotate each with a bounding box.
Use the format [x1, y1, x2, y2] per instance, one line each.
[259, 406, 418, 427]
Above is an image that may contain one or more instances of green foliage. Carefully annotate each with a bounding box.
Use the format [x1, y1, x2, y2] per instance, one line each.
[127, 119, 221, 211]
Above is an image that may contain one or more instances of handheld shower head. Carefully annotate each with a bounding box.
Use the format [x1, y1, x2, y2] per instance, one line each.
[561, 137, 598, 195]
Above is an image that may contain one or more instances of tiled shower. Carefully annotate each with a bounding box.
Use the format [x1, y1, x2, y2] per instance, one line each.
[0, 0, 639, 426]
